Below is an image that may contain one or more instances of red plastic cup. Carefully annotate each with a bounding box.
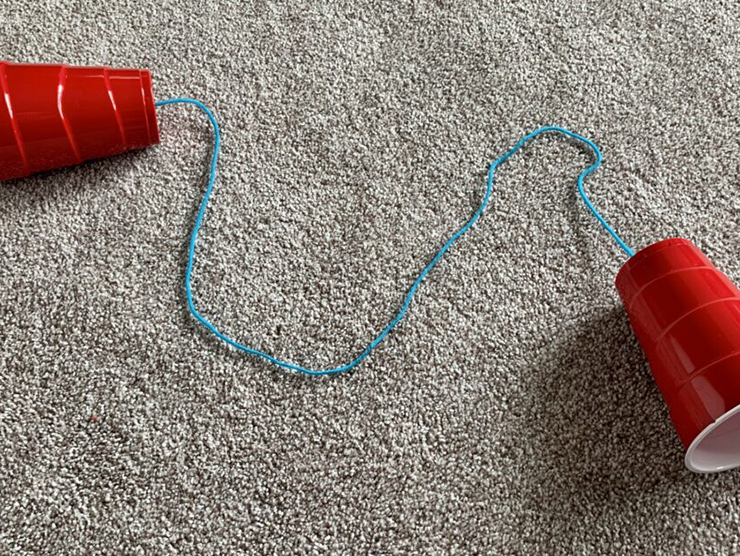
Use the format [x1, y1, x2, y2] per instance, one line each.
[0, 61, 159, 181]
[616, 238, 740, 473]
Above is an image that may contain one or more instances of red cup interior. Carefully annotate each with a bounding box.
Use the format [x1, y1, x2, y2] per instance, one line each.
[685, 403, 740, 473]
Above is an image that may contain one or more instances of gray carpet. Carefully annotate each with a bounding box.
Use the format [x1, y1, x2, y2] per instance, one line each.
[1, 0, 739, 553]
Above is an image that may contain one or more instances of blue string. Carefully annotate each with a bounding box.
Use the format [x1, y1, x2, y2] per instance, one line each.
[156, 98, 635, 375]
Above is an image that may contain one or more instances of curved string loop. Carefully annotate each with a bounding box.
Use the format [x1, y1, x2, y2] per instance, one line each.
[156, 98, 634, 375]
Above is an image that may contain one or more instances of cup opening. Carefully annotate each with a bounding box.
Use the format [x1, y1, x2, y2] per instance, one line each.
[685, 403, 740, 473]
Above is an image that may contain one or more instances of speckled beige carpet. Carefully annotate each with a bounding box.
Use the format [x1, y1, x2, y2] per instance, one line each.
[1, 0, 739, 553]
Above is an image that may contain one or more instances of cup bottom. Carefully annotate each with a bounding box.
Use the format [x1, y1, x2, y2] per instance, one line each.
[685, 402, 740, 473]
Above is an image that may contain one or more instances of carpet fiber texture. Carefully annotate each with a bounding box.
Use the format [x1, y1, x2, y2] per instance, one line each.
[1, 0, 740, 553]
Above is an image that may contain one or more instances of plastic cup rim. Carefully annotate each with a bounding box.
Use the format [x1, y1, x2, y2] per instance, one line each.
[685, 401, 740, 473]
